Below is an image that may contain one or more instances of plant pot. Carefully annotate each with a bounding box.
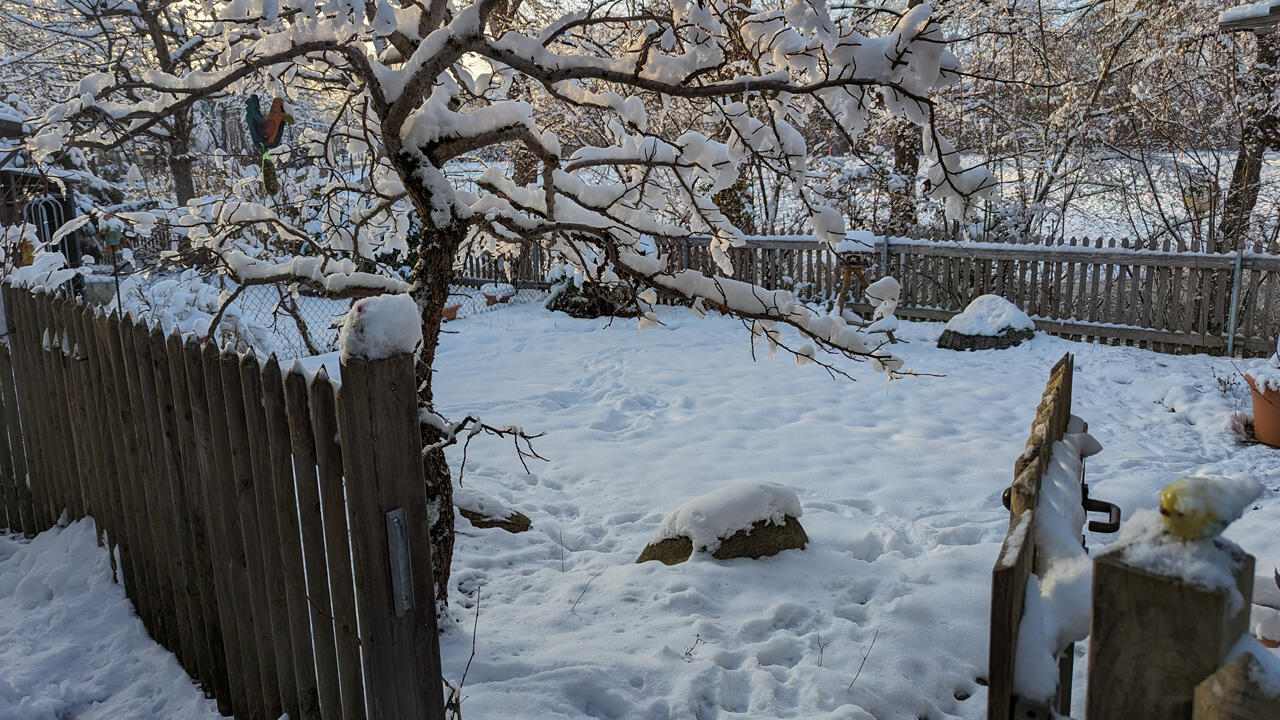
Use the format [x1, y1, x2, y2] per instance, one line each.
[484, 293, 512, 306]
[442, 304, 461, 322]
[1245, 373, 1280, 448]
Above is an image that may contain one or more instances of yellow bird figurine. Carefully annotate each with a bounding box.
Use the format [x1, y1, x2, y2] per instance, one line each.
[1158, 476, 1263, 540]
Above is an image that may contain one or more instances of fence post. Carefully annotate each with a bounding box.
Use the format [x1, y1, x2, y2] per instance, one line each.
[1086, 535, 1255, 719]
[337, 351, 445, 720]
[1226, 250, 1245, 357]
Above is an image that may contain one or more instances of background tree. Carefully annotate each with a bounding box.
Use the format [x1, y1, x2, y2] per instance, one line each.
[34, 0, 992, 610]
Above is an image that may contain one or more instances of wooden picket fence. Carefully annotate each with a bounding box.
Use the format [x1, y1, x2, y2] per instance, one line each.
[988, 354, 1080, 719]
[0, 285, 444, 720]
[653, 236, 1280, 357]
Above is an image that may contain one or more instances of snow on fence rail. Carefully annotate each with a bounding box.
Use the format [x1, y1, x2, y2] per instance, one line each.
[0, 285, 445, 720]
[650, 235, 1280, 357]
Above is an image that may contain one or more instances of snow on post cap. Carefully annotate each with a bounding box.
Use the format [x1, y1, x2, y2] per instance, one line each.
[339, 294, 422, 362]
[945, 294, 1034, 336]
[650, 481, 802, 554]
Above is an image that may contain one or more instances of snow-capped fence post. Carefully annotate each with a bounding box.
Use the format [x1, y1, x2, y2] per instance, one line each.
[335, 294, 444, 720]
[1085, 536, 1255, 718]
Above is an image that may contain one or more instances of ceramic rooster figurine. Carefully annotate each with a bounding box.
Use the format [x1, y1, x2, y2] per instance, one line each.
[245, 95, 292, 194]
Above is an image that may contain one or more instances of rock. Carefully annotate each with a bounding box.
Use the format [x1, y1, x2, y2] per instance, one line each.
[937, 326, 1035, 351]
[938, 294, 1036, 351]
[459, 507, 531, 534]
[637, 516, 808, 565]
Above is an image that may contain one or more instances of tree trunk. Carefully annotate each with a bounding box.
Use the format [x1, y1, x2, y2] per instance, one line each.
[889, 117, 921, 234]
[1218, 31, 1279, 252]
[407, 220, 466, 615]
[170, 110, 197, 205]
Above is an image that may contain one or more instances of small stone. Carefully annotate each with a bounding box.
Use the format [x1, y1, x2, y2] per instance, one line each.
[459, 508, 531, 534]
[636, 515, 807, 565]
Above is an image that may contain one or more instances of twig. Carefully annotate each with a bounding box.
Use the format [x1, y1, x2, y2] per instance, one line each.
[847, 629, 879, 691]
[569, 568, 607, 613]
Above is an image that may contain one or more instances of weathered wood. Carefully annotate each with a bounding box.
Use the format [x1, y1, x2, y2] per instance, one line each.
[988, 510, 1035, 720]
[283, 365, 343, 720]
[71, 306, 112, 546]
[336, 354, 446, 720]
[192, 340, 261, 719]
[220, 349, 285, 720]
[101, 311, 167, 642]
[0, 342, 20, 533]
[259, 356, 321, 720]
[239, 351, 301, 720]
[310, 368, 366, 720]
[129, 321, 198, 672]
[168, 335, 233, 715]
[1192, 652, 1280, 720]
[1087, 538, 1255, 719]
[147, 326, 214, 687]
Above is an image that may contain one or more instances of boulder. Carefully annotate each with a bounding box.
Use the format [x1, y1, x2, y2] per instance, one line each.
[938, 294, 1035, 351]
[636, 482, 808, 565]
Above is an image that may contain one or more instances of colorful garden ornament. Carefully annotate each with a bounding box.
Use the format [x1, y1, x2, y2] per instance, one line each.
[245, 94, 292, 194]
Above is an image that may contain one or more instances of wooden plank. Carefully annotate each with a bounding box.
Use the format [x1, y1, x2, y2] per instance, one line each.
[49, 300, 89, 519]
[126, 319, 194, 666]
[71, 306, 112, 545]
[284, 365, 343, 720]
[101, 311, 168, 642]
[0, 288, 35, 537]
[28, 294, 64, 525]
[221, 349, 286, 720]
[1087, 539, 1254, 719]
[336, 354, 445, 720]
[311, 369, 366, 720]
[260, 356, 321, 720]
[0, 342, 21, 534]
[988, 510, 1035, 720]
[167, 335, 233, 715]
[145, 326, 212, 688]
[1192, 652, 1280, 719]
[239, 352, 301, 720]
[90, 312, 145, 608]
[120, 316, 184, 653]
[192, 340, 260, 719]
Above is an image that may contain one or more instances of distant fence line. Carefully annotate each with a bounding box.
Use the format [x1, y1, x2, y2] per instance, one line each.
[649, 234, 1280, 357]
[0, 286, 445, 720]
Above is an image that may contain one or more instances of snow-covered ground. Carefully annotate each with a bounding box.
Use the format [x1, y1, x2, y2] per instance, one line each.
[2, 304, 1278, 719]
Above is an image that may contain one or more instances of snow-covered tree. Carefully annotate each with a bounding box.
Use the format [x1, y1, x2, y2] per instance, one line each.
[33, 0, 993, 609]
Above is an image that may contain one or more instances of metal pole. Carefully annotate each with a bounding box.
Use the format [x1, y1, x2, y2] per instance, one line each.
[1226, 249, 1244, 357]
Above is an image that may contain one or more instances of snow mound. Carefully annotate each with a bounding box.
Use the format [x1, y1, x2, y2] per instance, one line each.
[1224, 634, 1280, 699]
[649, 481, 802, 554]
[945, 294, 1034, 336]
[1248, 352, 1280, 393]
[339, 294, 422, 362]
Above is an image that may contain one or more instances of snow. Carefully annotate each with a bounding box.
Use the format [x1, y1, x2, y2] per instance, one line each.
[649, 482, 803, 554]
[1221, 1, 1280, 25]
[1224, 634, 1280, 698]
[6, 308, 1280, 719]
[1107, 509, 1251, 613]
[1248, 351, 1280, 392]
[338, 293, 422, 362]
[0, 520, 219, 719]
[945, 294, 1035, 336]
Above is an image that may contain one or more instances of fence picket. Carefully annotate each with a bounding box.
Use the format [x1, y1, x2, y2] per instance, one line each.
[260, 356, 322, 720]
[311, 368, 367, 720]
[284, 366, 343, 720]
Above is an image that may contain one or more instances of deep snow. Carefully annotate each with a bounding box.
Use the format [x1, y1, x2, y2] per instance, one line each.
[2, 304, 1278, 719]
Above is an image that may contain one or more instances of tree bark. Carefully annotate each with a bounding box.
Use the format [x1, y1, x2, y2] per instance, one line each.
[1219, 32, 1279, 252]
[889, 117, 921, 233]
[169, 111, 197, 206]
[405, 212, 465, 615]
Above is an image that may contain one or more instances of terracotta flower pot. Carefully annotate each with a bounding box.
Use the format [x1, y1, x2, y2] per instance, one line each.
[484, 293, 511, 306]
[1245, 373, 1280, 448]
[442, 304, 461, 322]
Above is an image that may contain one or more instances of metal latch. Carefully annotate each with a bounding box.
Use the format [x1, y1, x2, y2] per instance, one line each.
[386, 507, 414, 617]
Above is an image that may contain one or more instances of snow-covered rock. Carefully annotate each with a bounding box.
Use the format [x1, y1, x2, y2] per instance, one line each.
[636, 482, 807, 565]
[938, 294, 1035, 351]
